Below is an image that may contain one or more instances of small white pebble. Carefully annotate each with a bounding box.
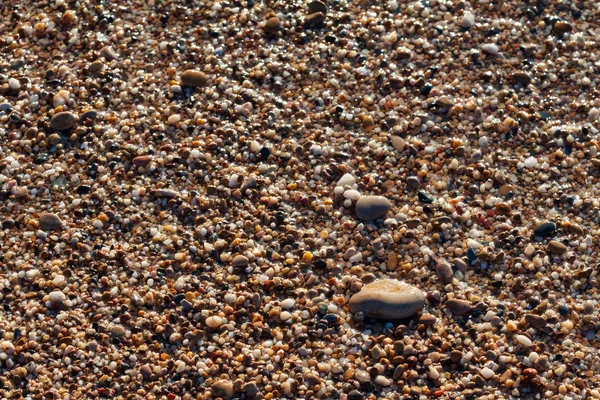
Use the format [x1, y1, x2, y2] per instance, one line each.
[168, 114, 181, 124]
[480, 367, 495, 379]
[205, 316, 223, 328]
[8, 78, 21, 90]
[281, 298, 295, 309]
[516, 334, 533, 347]
[524, 156, 538, 168]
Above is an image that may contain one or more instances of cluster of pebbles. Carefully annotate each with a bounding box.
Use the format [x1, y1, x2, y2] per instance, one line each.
[1, 0, 600, 399]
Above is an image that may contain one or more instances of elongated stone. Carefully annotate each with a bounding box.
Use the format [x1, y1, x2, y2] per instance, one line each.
[355, 196, 392, 220]
[348, 279, 425, 319]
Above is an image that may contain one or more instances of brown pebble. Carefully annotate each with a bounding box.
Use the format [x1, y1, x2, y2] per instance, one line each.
[305, 12, 325, 28]
[495, 202, 512, 215]
[547, 240, 567, 255]
[264, 17, 281, 34]
[566, 222, 584, 236]
[553, 21, 572, 35]
[232, 255, 249, 267]
[50, 112, 76, 131]
[524, 314, 547, 330]
[308, 0, 327, 14]
[419, 313, 436, 326]
[181, 69, 208, 87]
[212, 379, 234, 400]
[39, 213, 62, 230]
[498, 184, 514, 197]
[435, 259, 454, 284]
[133, 155, 153, 167]
[361, 115, 374, 132]
[391, 136, 406, 152]
[446, 299, 473, 315]
[512, 71, 532, 86]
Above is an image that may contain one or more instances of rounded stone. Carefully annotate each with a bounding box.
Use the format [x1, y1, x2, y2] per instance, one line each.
[50, 112, 76, 131]
[548, 240, 567, 255]
[232, 255, 249, 267]
[348, 279, 425, 320]
[355, 196, 392, 220]
[181, 69, 208, 87]
[308, 0, 328, 14]
[264, 17, 281, 34]
[435, 259, 454, 284]
[211, 379, 234, 400]
[534, 221, 556, 237]
[39, 213, 62, 230]
[446, 299, 473, 315]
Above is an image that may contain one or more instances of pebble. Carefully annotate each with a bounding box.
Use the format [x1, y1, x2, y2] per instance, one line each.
[523, 156, 538, 168]
[435, 259, 454, 284]
[264, 17, 281, 34]
[308, 0, 327, 14]
[231, 255, 249, 267]
[355, 196, 392, 220]
[305, 12, 325, 28]
[206, 316, 223, 328]
[348, 279, 425, 319]
[53, 90, 70, 108]
[211, 379, 234, 400]
[446, 299, 473, 315]
[8, 78, 21, 90]
[140, 364, 153, 379]
[111, 325, 126, 337]
[49, 290, 66, 303]
[50, 111, 76, 130]
[548, 240, 567, 255]
[525, 314, 547, 330]
[460, 11, 475, 28]
[337, 173, 355, 187]
[343, 189, 361, 201]
[391, 136, 406, 152]
[534, 221, 556, 237]
[553, 21, 573, 35]
[181, 69, 208, 87]
[480, 367, 495, 379]
[133, 155, 153, 167]
[39, 213, 62, 230]
[100, 46, 119, 60]
[406, 176, 421, 190]
[512, 71, 532, 86]
[516, 334, 533, 347]
[244, 382, 259, 396]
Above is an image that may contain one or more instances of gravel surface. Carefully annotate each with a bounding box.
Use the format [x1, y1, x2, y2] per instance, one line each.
[1, 0, 600, 399]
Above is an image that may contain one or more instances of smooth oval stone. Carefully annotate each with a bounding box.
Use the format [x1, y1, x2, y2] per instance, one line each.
[39, 213, 62, 230]
[232, 255, 249, 267]
[348, 279, 425, 320]
[181, 69, 208, 87]
[50, 112, 76, 130]
[548, 240, 567, 255]
[391, 136, 406, 152]
[264, 17, 281, 34]
[355, 196, 392, 220]
[133, 155, 153, 167]
[308, 0, 327, 14]
[435, 259, 454, 284]
[534, 221, 556, 237]
[446, 299, 473, 315]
